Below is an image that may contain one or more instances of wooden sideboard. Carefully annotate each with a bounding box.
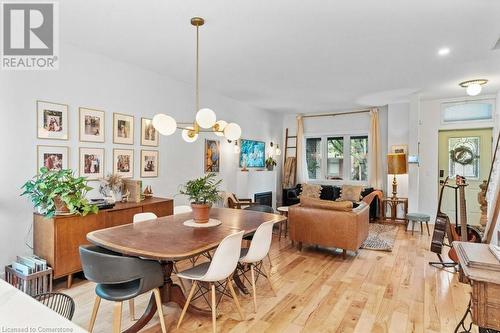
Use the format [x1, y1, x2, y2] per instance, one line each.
[33, 197, 173, 288]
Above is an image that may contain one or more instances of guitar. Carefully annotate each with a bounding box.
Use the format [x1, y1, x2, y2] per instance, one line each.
[447, 176, 482, 263]
[430, 177, 450, 254]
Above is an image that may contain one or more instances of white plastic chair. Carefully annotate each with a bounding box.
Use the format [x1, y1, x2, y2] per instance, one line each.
[174, 205, 192, 214]
[239, 220, 277, 312]
[133, 212, 157, 223]
[176, 231, 246, 333]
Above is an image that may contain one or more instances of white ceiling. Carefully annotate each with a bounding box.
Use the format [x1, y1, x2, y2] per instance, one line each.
[62, 0, 500, 113]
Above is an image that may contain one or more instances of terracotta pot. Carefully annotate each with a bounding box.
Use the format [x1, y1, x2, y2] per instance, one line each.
[191, 203, 211, 223]
[54, 196, 70, 215]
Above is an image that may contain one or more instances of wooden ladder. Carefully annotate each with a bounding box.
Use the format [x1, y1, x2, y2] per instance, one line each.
[284, 128, 298, 185]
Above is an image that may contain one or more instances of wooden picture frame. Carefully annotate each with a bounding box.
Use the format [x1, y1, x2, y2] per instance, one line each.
[204, 139, 220, 172]
[140, 150, 159, 178]
[37, 101, 69, 140]
[37, 145, 69, 172]
[141, 118, 159, 146]
[113, 149, 134, 178]
[113, 113, 134, 145]
[79, 147, 105, 180]
[79, 107, 105, 143]
[391, 144, 408, 155]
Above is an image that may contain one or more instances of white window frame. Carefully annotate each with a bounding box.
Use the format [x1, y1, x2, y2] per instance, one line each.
[303, 130, 369, 185]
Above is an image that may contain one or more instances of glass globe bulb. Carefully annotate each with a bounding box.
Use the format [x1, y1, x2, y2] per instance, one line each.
[196, 108, 216, 129]
[275, 146, 282, 156]
[181, 127, 198, 143]
[214, 120, 227, 137]
[152, 113, 177, 136]
[224, 123, 242, 141]
[466, 83, 481, 96]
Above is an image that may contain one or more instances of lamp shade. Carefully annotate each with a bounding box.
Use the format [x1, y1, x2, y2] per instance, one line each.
[387, 153, 407, 175]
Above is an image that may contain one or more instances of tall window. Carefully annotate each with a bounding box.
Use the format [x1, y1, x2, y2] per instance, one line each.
[305, 134, 369, 182]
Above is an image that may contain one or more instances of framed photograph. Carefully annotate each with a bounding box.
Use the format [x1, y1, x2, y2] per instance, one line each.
[391, 144, 408, 155]
[204, 139, 220, 172]
[239, 139, 265, 168]
[79, 147, 104, 180]
[141, 118, 159, 146]
[141, 150, 159, 178]
[37, 145, 69, 172]
[37, 101, 69, 140]
[113, 149, 134, 178]
[79, 107, 105, 142]
[113, 113, 134, 145]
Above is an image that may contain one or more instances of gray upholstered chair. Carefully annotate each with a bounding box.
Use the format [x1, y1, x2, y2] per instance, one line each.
[79, 245, 167, 333]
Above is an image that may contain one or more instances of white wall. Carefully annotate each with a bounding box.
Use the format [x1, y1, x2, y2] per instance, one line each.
[0, 44, 283, 270]
[490, 91, 500, 245]
[387, 103, 410, 199]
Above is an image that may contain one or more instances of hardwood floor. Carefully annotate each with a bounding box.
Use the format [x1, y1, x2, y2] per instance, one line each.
[61, 224, 476, 332]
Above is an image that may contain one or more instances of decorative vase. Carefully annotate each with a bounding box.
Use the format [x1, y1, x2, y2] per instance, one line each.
[191, 203, 211, 223]
[54, 196, 70, 215]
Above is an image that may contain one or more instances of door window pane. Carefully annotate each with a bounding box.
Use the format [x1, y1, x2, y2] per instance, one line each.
[350, 136, 368, 181]
[448, 136, 480, 179]
[327, 137, 344, 180]
[442, 102, 493, 123]
[306, 138, 321, 179]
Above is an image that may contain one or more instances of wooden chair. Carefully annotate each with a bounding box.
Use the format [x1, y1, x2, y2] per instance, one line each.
[33, 292, 75, 320]
[225, 192, 260, 209]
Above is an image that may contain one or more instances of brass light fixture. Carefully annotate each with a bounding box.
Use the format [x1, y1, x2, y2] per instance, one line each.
[152, 17, 242, 142]
[459, 79, 488, 96]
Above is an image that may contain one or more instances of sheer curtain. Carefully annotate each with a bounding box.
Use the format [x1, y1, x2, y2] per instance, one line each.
[368, 108, 383, 189]
[296, 115, 307, 184]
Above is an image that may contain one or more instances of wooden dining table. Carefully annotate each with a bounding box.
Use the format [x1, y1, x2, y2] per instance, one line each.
[87, 207, 286, 333]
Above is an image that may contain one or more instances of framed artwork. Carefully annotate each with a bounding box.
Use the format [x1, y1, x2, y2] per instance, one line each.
[37, 101, 69, 140]
[239, 139, 265, 168]
[79, 147, 104, 180]
[37, 145, 69, 172]
[113, 149, 134, 178]
[204, 139, 220, 172]
[79, 107, 105, 142]
[141, 150, 159, 178]
[141, 118, 159, 146]
[113, 113, 134, 145]
[391, 144, 408, 155]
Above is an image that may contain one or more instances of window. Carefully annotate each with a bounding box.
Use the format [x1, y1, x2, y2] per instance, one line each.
[441, 100, 494, 124]
[327, 137, 344, 180]
[305, 134, 369, 182]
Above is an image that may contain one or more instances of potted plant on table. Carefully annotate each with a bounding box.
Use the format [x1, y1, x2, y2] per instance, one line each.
[265, 156, 277, 171]
[179, 173, 222, 223]
[21, 168, 98, 218]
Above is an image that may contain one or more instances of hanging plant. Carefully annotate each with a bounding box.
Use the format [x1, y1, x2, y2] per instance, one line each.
[449, 145, 478, 166]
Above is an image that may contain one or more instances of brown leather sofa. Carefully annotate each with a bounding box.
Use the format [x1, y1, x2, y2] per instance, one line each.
[288, 202, 370, 258]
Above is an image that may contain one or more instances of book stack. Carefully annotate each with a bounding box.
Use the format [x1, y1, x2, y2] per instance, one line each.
[456, 242, 500, 272]
[12, 255, 48, 275]
[490, 244, 500, 263]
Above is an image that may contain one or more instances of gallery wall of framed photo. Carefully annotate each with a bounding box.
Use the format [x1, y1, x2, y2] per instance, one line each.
[36, 101, 160, 183]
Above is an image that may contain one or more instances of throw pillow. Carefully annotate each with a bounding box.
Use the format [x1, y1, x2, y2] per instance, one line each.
[299, 183, 321, 199]
[300, 196, 353, 211]
[340, 185, 363, 202]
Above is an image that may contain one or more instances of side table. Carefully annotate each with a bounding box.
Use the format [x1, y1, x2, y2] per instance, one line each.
[381, 197, 408, 222]
[276, 206, 289, 240]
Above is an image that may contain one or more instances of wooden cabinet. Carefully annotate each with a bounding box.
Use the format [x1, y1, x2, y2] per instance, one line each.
[33, 197, 173, 287]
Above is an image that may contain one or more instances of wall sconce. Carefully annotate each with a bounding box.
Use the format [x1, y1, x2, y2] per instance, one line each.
[233, 140, 240, 154]
[270, 141, 281, 156]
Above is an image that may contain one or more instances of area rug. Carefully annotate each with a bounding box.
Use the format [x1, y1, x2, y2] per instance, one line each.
[361, 223, 398, 251]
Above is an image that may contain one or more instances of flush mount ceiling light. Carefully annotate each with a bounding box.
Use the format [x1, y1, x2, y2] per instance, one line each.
[459, 79, 488, 96]
[438, 47, 450, 56]
[152, 17, 242, 143]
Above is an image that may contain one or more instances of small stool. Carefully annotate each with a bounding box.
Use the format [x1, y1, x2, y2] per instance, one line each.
[276, 206, 289, 240]
[406, 213, 430, 236]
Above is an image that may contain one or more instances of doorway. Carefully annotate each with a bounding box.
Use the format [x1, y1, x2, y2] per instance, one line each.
[438, 128, 493, 227]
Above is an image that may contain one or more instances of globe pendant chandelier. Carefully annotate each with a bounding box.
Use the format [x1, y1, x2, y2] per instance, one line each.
[152, 17, 242, 142]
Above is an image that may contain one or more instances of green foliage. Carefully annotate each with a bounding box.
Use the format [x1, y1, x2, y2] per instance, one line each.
[179, 173, 222, 205]
[265, 157, 277, 168]
[21, 168, 98, 218]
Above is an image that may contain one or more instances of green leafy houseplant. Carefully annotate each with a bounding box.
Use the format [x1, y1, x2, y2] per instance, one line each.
[179, 173, 222, 223]
[21, 168, 98, 218]
[265, 157, 277, 171]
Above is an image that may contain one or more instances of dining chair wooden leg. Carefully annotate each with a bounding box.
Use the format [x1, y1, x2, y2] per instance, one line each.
[112, 302, 123, 333]
[88, 295, 101, 333]
[211, 283, 217, 333]
[128, 299, 135, 321]
[261, 260, 276, 296]
[227, 278, 245, 320]
[153, 288, 167, 333]
[250, 265, 258, 313]
[177, 281, 197, 329]
[173, 263, 187, 293]
[267, 253, 273, 268]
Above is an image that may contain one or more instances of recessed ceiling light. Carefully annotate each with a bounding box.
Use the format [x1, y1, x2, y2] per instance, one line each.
[438, 47, 450, 56]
